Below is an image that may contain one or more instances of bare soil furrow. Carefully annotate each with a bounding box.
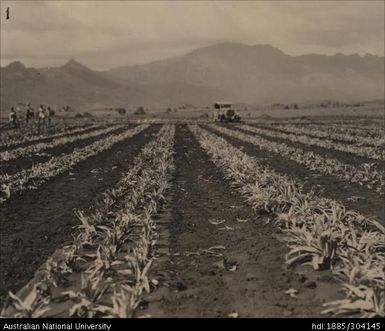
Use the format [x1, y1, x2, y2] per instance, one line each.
[0, 122, 97, 149]
[204, 125, 384, 222]
[0, 125, 132, 176]
[140, 124, 337, 318]
[0, 123, 99, 152]
[0, 124, 161, 304]
[254, 124, 383, 147]
[245, 124, 383, 167]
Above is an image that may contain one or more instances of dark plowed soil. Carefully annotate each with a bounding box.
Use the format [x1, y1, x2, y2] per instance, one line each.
[0, 125, 132, 176]
[265, 122, 383, 131]
[205, 125, 384, 223]
[0, 123, 97, 152]
[0, 124, 161, 304]
[245, 124, 383, 167]
[258, 118, 383, 127]
[139, 125, 341, 318]
[254, 124, 382, 147]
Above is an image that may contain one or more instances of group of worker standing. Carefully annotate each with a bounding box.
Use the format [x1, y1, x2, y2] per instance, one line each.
[8, 104, 55, 128]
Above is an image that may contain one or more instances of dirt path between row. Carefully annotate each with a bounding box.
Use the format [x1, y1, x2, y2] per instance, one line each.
[0, 125, 131, 176]
[254, 124, 381, 147]
[0, 124, 161, 304]
[139, 125, 340, 318]
[205, 125, 384, 223]
[0, 123, 96, 153]
[246, 124, 382, 167]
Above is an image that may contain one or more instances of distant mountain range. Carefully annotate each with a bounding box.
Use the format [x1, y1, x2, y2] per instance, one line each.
[1, 42, 384, 110]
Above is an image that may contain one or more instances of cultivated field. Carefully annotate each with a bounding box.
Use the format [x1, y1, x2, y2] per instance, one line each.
[0, 116, 383, 318]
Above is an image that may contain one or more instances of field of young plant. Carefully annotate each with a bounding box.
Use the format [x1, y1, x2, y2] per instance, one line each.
[0, 117, 383, 318]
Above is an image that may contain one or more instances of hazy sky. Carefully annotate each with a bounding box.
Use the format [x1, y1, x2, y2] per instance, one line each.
[1, 1, 384, 69]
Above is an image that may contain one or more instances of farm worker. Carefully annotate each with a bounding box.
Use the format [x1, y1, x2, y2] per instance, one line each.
[38, 105, 46, 125]
[29, 104, 35, 120]
[49, 107, 55, 121]
[9, 107, 18, 128]
[46, 106, 52, 125]
[25, 104, 29, 123]
[25, 103, 34, 124]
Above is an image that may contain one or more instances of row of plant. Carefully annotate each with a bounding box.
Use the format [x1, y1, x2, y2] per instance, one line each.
[263, 123, 384, 148]
[241, 124, 383, 161]
[1, 124, 175, 318]
[189, 125, 384, 317]
[310, 122, 383, 134]
[0, 123, 101, 150]
[0, 121, 96, 147]
[325, 123, 384, 132]
[249, 119, 383, 128]
[0, 124, 125, 162]
[0, 125, 149, 204]
[210, 125, 383, 194]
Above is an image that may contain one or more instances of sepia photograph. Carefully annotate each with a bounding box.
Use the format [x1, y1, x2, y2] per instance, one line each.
[0, 0, 384, 325]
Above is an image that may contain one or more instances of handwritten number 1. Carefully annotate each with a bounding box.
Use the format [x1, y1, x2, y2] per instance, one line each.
[6, 7, 10, 19]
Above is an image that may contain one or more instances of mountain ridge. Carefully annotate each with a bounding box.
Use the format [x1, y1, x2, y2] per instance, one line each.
[1, 43, 384, 110]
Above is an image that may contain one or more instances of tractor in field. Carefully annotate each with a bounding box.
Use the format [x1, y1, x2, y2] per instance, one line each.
[212, 102, 241, 123]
